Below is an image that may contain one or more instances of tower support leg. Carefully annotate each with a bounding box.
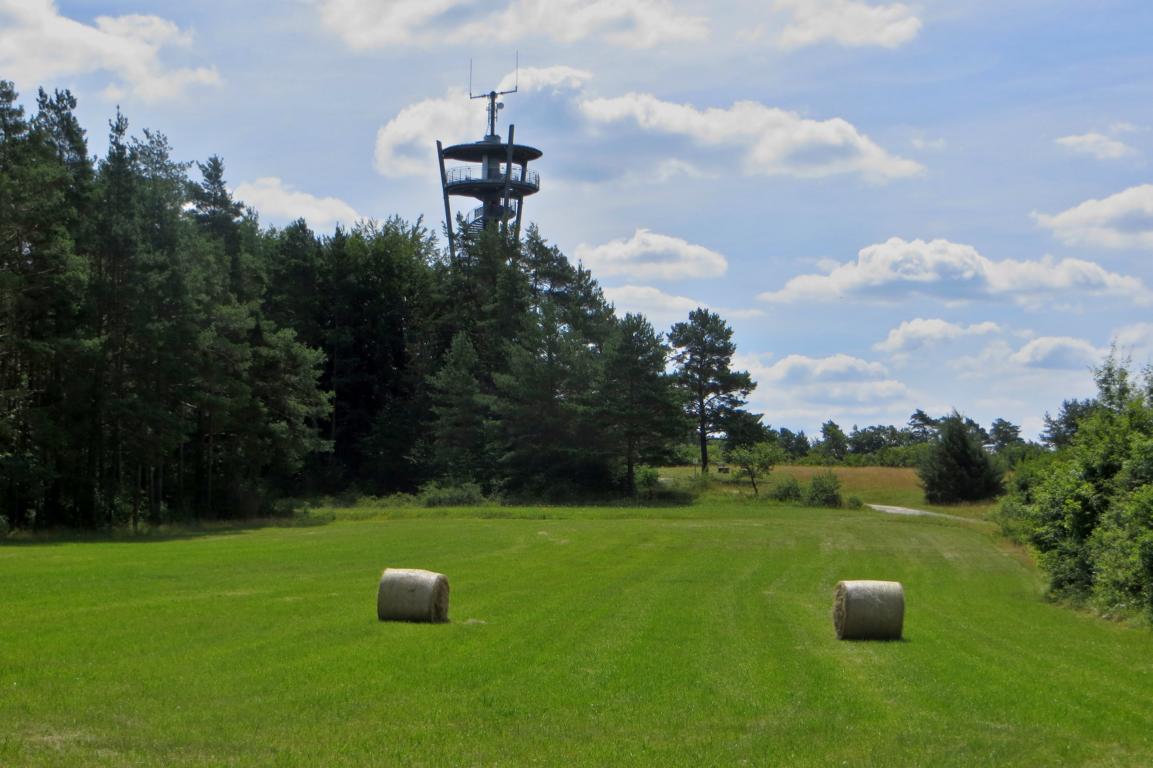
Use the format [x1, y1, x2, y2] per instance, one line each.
[436, 140, 457, 259]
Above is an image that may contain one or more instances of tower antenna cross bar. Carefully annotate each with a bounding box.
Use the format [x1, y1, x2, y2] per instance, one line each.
[469, 53, 518, 137]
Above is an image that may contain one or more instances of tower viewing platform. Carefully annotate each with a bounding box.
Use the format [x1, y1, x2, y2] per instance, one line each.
[436, 79, 542, 257]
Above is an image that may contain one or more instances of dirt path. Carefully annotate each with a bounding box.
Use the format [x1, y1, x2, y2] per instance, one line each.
[866, 503, 981, 524]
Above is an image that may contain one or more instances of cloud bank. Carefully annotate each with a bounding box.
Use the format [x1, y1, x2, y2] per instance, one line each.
[875, 318, 1001, 354]
[0, 0, 219, 102]
[759, 237, 1152, 306]
[602, 285, 761, 327]
[376, 67, 919, 184]
[234, 177, 360, 231]
[575, 229, 727, 280]
[580, 93, 923, 181]
[317, 0, 707, 49]
[1055, 132, 1136, 161]
[1033, 184, 1153, 249]
[772, 0, 921, 50]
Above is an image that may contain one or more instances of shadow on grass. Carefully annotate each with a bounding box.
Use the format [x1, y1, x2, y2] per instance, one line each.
[0, 511, 333, 547]
[0, 490, 713, 545]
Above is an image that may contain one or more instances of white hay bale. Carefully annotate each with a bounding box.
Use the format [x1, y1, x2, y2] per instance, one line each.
[833, 580, 904, 640]
[377, 568, 449, 623]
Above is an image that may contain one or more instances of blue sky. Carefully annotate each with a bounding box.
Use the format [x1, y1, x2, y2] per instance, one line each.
[4, 0, 1153, 438]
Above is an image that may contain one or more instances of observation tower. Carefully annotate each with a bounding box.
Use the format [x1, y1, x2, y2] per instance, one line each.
[436, 72, 541, 258]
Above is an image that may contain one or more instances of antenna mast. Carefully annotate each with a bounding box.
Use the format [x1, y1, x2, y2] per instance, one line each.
[470, 53, 518, 138]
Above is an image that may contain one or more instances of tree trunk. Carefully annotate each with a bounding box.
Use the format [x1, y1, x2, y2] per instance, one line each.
[698, 392, 709, 472]
[625, 436, 636, 496]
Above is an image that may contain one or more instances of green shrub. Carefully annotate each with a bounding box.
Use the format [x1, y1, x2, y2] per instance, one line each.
[772, 476, 802, 502]
[635, 465, 661, 499]
[419, 482, 487, 508]
[847, 496, 864, 509]
[805, 471, 843, 508]
[1087, 485, 1153, 617]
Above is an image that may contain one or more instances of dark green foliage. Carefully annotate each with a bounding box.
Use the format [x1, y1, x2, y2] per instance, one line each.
[669, 308, 755, 473]
[722, 409, 773, 452]
[804, 471, 842, 508]
[848, 424, 902, 455]
[772, 476, 803, 502]
[428, 332, 493, 487]
[917, 412, 1004, 504]
[906, 409, 939, 443]
[1, 86, 331, 526]
[599, 314, 683, 494]
[989, 418, 1024, 451]
[1006, 357, 1153, 616]
[1041, 399, 1098, 449]
[817, 420, 848, 462]
[777, 428, 810, 459]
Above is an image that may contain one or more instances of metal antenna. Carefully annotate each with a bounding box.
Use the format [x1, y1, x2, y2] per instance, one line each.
[470, 52, 519, 138]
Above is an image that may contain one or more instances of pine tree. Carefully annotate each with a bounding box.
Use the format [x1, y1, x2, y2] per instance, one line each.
[918, 412, 1004, 503]
[669, 308, 754, 472]
[428, 332, 492, 486]
[599, 314, 682, 494]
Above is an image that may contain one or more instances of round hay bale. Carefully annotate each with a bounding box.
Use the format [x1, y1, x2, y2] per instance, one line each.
[377, 568, 449, 623]
[833, 580, 904, 640]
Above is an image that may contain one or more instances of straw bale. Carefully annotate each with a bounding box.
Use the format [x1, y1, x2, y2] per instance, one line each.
[377, 568, 449, 623]
[833, 580, 904, 640]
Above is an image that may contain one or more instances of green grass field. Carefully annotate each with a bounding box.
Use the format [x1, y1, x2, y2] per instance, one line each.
[4, 485, 1153, 765]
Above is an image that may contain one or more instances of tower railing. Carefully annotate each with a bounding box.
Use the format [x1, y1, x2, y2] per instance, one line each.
[445, 165, 540, 189]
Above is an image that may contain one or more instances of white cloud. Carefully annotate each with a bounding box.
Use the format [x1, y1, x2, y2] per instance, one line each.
[317, 0, 707, 50]
[377, 70, 917, 185]
[1033, 185, 1153, 249]
[772, 0, 922, 50]
[602, 285, 761, 327]
[1112, 323, 1153, 364]
[497, 66, 594, 93]
[575, 229, 727, 280]
[760, 353, 889, 384]
[911, 136, 947, 151]
[736, 351, 916, 427]
[0, 0, 219, 102]
[758, 237, 1153, 306]
[1055, 132, 1136, 160]
[233, 177, 360, 231]
[579, 93, 922, 181]
[374, 66, 591, 178]
[875, 318, 1001, 354]
[1009, 337, 1104, 370]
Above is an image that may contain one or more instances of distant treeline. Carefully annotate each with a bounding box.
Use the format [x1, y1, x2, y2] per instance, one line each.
[741, 409, 1039, 469]
[3, 82, 773, 529]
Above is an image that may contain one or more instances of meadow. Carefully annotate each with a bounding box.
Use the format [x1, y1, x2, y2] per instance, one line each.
[3, 472, 1153, 766]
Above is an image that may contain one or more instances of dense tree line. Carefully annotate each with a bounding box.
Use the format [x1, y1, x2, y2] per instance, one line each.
[1, 85, 330, 528]
[2, 85, 764, 528]
[1000, 356, 1153, 619]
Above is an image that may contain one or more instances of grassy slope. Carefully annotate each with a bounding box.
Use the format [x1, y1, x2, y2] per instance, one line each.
[4, 501, 1152, 766]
